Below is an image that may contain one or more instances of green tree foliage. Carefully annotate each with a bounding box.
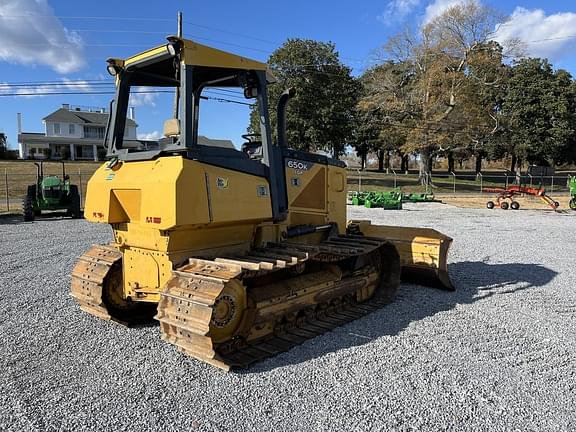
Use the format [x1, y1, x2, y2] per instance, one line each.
[250, 38, 360, 158]
[501, 58, 576, 167]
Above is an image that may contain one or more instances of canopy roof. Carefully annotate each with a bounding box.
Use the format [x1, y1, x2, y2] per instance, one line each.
[123, 37, 267, 71]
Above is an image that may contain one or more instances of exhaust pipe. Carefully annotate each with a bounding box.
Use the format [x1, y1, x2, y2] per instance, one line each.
[277, 88, 296, 148]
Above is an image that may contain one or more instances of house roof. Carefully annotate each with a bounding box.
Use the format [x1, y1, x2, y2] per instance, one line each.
[43, 108, 137, 127]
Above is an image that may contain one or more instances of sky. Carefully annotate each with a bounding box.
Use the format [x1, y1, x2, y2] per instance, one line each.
[1, 0, 576, 150]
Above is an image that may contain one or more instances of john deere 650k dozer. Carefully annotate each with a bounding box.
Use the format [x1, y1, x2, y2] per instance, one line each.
[71, 37, 453, 370]
[23, 162, 81, 221]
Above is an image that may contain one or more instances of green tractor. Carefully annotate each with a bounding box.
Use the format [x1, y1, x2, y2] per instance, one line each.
[570, 176, 576, 210]
[22, 162, 81, 221]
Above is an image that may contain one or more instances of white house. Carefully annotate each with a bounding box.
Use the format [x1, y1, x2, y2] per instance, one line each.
[18, 104, 147, 160]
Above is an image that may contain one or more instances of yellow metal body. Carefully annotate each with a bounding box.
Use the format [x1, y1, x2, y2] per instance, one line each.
[285, 161, 347, 237]
[70, 37, 455, 372]
[81, 37, 452, 308]
[84, 155, 349, 303]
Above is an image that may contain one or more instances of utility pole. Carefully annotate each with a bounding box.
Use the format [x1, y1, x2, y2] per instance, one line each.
[173, 11, 183, 119]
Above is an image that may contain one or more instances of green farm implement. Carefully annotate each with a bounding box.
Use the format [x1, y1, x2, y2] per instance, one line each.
[403, 192, 436, 203]
[351, 189, 403, 209]
[22, 161, 81, 221]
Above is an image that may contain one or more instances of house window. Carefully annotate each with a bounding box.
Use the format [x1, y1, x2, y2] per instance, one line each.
[53, 123, 60, 135]
[84, 126, 105, 139]
[69, 124, 75, 135]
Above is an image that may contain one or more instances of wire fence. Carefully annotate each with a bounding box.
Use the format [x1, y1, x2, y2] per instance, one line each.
[348, 171, 575, 196]
[0, 170, 92, 214]
[1, 168, 574, 215]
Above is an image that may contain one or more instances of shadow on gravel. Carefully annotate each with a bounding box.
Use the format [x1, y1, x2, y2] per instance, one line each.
[0, 214, 24, 225]
[242, 261, 557, 374]
[0, 214, 80, 225]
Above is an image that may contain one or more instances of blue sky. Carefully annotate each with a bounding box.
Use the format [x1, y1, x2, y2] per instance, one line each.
[1, 0, 575, 150]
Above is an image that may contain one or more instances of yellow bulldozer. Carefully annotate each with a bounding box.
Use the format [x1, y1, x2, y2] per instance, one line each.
[71, 37, 453, 370]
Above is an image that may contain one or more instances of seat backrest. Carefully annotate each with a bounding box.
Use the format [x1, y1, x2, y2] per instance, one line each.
[163, 119, 180, 137]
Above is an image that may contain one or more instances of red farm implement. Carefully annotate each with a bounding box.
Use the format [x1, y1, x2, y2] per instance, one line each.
[483, 185, 560, 211]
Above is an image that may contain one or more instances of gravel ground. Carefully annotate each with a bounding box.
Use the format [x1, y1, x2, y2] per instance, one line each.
[1, 203, 575, 431]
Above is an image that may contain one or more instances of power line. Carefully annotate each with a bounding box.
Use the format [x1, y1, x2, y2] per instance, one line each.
[0, 79, 111, 85]
[0, 82, 113, 89]
[524, 34, 576, 44]
[0, 14, 174, 22]
[0, 13, 365, 63]
[184, 21, 282, 46]
[0, 89, 252, 106]
[0, 90, 170, 97]
[203, 96, 255, 106]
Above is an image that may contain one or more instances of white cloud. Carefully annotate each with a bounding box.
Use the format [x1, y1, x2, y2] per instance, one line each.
[0, 0, 85, 73]
[137, 130, 162, 141]
[129, 90, 159, 107]
[378, 0, 421, 25]
[0, 78, 93, 98]
[493, 7, 576, 61]
[423, 0, 463, 25]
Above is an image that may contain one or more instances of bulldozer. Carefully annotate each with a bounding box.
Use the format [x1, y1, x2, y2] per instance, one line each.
[23, 161, 81, 221]
[71, 37, 453, 370]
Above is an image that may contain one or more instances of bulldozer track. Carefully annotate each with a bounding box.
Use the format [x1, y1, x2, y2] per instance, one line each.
[70, 245, 122, 322]
[156, 236, 400, 370]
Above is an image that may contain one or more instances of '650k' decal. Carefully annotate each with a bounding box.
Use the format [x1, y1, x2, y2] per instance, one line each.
[286, 159, 311, 172]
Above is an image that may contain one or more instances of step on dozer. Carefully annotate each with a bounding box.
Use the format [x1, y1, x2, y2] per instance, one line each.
[70, 37, 454, 370]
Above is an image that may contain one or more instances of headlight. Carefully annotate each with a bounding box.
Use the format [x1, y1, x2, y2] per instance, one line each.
[107, 65, 119, 76]
[167, 42, 179, 57]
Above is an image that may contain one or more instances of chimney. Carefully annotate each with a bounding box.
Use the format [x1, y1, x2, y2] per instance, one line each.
[62, 103, 70, 110]
[129, 106, 135, 120]
[17, 112, 22, 134]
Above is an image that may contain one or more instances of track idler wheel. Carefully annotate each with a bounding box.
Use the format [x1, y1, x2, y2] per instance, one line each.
[102, 262, 156, 325]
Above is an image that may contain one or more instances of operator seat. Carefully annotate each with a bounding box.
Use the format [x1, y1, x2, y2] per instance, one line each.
[163, 118, 180, 141]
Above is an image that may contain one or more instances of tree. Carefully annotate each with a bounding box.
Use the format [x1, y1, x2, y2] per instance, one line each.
[501, 58, 576, 167]
[354, 61, 411, 171]
[444, 41, 511, 173]
[0, 133, 7, 158]
[250, 39, 360, 158]
[382, 0, 519, 181]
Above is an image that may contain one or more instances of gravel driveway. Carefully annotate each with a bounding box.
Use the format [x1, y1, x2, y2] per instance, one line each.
[1, 203, 575, 431]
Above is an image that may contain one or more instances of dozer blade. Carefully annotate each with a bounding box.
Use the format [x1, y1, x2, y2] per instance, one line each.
[347, 220, 454, 290]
